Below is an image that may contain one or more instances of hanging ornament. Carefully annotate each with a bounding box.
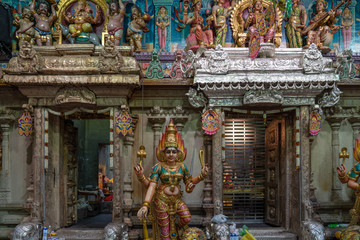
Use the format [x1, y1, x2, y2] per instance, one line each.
[18, 111, 32, 136]
[309, 109, 322, 136]
[115, 110, 133, 136]
[202, 110, 220, 135]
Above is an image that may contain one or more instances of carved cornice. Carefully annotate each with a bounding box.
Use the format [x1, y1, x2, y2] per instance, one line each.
[3, 45, 140, 86]
[3, 75, 139, 85]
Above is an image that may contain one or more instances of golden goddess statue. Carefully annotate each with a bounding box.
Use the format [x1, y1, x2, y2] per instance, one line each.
[134, 120, 209, 240]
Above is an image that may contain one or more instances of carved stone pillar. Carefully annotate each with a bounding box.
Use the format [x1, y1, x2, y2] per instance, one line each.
[348, 117, 360, 164]
[0, 124, 10, 203]
[326, 117, 344, 202]
[202, 135, 213, 224]
[29, 107, 45, 223]
[113, 107, 124, 222]
[123, 116, 138, 226]
[212, 108, 223, 215]
[0, 108, 15, 204]
[300, 106, 312, 220]
[148, 107, 166, 165]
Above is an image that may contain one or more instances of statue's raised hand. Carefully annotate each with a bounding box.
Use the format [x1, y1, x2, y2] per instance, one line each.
[134, 163, 144, 176]
[201, 164, 209, 177]
[337, 164, 346, 177]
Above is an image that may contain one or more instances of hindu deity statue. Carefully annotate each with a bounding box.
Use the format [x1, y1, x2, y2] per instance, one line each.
[337, 135, 360, 226]
[212, 0, 235, 46]
[302, 0, 342, 51]
[125, 5, 151, 52]
[107, 0, 125, 46]
[63, 0, 101, 41]
[244, 0, 276, 58]
[340, 7, 353, 49]
[182, 0, 214, 51]
[134, 120, 209, 239]
[14, 5, 36, 46]
[285, 0, 307, 48]
[30, 0, 57, 46]
[156, 6, 170, 52]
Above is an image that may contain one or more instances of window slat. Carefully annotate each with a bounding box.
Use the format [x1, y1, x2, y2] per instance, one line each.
[223, 118, 266, 224]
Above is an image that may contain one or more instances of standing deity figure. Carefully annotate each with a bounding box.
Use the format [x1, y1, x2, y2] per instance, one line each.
[107, 0, 125, 46]
[134, 120, 209, 240]
[245, 0, 276, 58]
[156, 6, 170, 52]
[63, 0, 101, 40]
[212, 0, 235, 46]
[14, 5, 36, 46]
[183, 0, 214, 51]
[341, 7, 353, 49]
[303, 0, 342, 51]
[285, 0, 307, 48]
[337, 135, 360, 226]
[125, 5, 151, 52]
[30, 0, 57, 46]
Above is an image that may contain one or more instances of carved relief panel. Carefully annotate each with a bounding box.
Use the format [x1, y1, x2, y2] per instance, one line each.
[0, 131, 2, 171]
[63, 121, 78, 226]
[265, 120, 281, 226]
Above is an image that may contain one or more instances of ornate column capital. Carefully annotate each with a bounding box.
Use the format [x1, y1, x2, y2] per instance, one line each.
[147, 106, 166, 130]
[0, 107, 16, 125]
[326, 117, 343, 131]
[170, 106, 190, 132]
[347, 117, 360, 129]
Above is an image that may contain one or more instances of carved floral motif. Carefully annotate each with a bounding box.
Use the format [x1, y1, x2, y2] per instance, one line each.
[243, 89, 283, 106]
[145, 49, 164, 79]
[303, 44, 333, 73]
[186, 88, 207, 108]
[100, 40, 124, 73]
[55, 86, 96, 105]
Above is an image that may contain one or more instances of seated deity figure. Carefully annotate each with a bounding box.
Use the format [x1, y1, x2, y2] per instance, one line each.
[337, 135, 360, 226]
[244, 0, 276, 58]
[107, 0, 125, 46]
[63, 0, 100, 40]
[304, 0, 341, 51]
[134, 120, 209, 240]
[14, 6, 36, 46]
[30, 0, 57, 46]
[125, 5, 151, 52]
[183, 0, 214, 51]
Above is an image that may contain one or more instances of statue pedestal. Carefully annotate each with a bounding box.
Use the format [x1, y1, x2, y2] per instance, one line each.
[258, 43, 275, 58]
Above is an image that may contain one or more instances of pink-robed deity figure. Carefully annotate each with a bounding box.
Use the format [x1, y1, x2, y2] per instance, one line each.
[183, 0, 214, 50]
[245, 0, 275, 58]
[107, 0, 125, 46]
[134, 120, 209, 240]
[156, 6, 170, 52]
[341, 7, 353, 49]
[30, 0, 57, 46]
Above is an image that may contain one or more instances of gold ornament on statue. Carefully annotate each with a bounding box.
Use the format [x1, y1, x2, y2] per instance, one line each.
[137, 145, 147, 167]
[339, 147, 349, 166]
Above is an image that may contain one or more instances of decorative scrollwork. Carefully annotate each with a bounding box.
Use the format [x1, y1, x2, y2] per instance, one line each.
[303, 44, 333, 74]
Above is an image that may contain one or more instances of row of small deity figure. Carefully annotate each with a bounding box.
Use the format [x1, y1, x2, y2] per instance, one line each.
[14, 0, 351, 53]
